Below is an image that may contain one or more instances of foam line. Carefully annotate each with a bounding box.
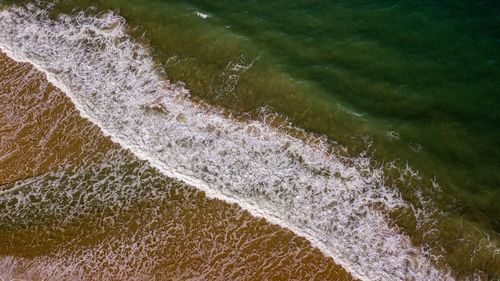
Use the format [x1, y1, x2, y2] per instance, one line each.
[0, 4, 453, 280]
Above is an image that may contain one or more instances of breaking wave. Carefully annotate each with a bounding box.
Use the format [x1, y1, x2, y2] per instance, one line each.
[0, 4, 454, 280]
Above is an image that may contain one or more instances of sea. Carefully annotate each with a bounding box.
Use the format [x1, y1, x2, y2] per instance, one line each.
[0, 0, 498, 280]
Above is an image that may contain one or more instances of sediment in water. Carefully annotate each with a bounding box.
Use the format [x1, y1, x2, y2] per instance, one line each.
[0, 5, 459, 280]
[0, 51, 356, 281]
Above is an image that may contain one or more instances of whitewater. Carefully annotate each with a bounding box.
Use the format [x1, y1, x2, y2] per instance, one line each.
[0, 4, 455, 280]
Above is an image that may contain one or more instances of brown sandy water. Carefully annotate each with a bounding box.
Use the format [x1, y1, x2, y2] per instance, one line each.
[0, 52, 114, 186]
[0, 52, 356, 280]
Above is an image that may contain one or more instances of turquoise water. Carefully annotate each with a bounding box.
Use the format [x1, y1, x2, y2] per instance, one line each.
[1, 0, 499, 279]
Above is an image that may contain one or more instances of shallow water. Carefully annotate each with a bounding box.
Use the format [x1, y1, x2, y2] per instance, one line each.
[0, 52, 355, 281]
[49, 0, 500, 231]
[0, 1, 499, 280]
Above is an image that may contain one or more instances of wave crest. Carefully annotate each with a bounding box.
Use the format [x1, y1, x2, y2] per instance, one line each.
[0, 4, 454, 280]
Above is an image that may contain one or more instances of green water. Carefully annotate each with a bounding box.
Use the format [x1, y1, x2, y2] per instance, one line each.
[55, 0, 500, 223]
[6, 0, 500, 278]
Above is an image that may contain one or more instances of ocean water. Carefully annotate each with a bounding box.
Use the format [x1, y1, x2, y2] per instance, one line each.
[0, 52, 356, 280]
[0, 1, 498, 280]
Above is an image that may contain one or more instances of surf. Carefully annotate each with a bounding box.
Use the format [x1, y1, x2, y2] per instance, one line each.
[0, 4, 455, 280]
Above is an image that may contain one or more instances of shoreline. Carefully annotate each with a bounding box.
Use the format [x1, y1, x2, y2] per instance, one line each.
[0, 51, 357, 281]
[2, 2, 499, 279]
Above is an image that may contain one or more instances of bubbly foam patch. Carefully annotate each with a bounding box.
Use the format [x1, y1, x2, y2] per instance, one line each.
[0, 4, 454, 280]
[0, 148, 168, 280]
[195, 11, 209, 19]
[0, 146, 354, 281]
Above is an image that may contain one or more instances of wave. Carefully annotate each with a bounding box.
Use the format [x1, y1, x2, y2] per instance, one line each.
[0, 3, 454, 280]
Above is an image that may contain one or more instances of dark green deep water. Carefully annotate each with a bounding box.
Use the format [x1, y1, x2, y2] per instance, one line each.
[55, 0, 500, 225]
[3, 0, 500, 278]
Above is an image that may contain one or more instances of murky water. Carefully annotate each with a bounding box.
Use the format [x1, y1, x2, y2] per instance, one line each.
[0, 52, 355, 281]
[0, 1, 499, 280]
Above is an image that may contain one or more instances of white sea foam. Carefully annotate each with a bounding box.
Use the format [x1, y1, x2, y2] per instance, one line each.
[213, 54, 258, 99]
[0, 151, 182, 280]
[0, 153, 354, 280]
[0, 4, 454, 280]
[195, 11, 209, 19]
